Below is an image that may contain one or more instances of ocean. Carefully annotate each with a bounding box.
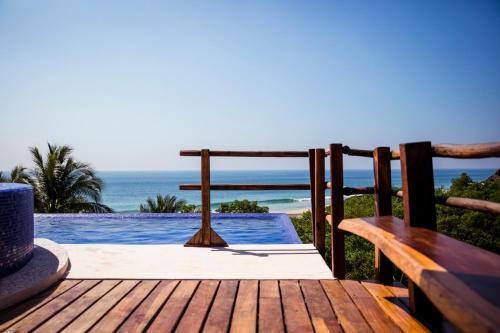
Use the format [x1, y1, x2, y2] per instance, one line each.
[98, 169, 496, 213]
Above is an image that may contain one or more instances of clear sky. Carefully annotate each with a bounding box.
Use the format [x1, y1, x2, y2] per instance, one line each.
[1, 0, 499, 170]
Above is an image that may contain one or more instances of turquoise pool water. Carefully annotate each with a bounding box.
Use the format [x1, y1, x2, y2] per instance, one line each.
[34, 213, 301, 244]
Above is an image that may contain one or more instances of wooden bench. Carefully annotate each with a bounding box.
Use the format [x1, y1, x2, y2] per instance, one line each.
[339, 215, 500, 332]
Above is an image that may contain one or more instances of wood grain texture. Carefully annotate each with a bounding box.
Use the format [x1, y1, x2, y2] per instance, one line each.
[309, 149, 317, 245]
[1, 279, 434, 333]
[329, 143, 345, 279]
[314, 148, 326, 258]
[89, 280, 159, 332]
[33, 280, 120, 332]
[184, 149, 227, 247]
[373, 147, 394, 284]
[300, 280, 342, 333]
[61, 280, 139, 333]
[320, 280, 373, 333]
[0, 279, 81, 331]
[279, 280, 314, 333]
[383, 282, 410, 311]
[259, 280, 285, 333]
[432, 142, 500, 158]
[339, 216, 500, 333]
[117, 280, 179, 333]
[175, 280, 219, 332]
[391, 142, 500, 159]
[180, 150, 309, 157]
[8, 280, 100, 332]
[147, 280, 199, 333]
[340, 280, 403, 333]
[230, 280, 258, 333]
[201, 149, 211, 245]
[400, 141, 441, 326]
[328, 146, 374, 158]
[393, 190, 500, 215]
[180, 184, 311, 190]
[400, 141, 437, 229]
[203, 280, 238, 333]
[362, 281, 429, 332]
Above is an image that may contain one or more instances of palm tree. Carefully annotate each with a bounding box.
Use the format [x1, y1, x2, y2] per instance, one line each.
[139, 194, 186, 213]
[0, 165, 30, 183]
[29, 143, 112, 213]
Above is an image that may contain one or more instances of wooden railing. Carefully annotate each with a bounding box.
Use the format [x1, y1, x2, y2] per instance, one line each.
[313, 141, 500, 330]
[179, 149, 311, 246]
[180, 142, 499, 330]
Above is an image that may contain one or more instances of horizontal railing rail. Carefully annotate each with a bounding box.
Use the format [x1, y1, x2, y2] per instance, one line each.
[392, 190, 500, 215]
[180, 184, 311, 191]
[391, 142, 500, 159]
[180, 150, 309, 157]
[325, 142, 500, 160]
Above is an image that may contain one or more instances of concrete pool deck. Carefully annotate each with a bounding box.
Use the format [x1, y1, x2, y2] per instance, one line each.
[63, 244, 334, 280]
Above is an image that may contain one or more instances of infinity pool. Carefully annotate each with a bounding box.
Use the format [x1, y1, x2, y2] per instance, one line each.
[34, 213, 301, 244]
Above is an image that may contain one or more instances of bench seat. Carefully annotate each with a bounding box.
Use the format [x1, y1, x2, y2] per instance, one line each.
[338, 216, 500, 332]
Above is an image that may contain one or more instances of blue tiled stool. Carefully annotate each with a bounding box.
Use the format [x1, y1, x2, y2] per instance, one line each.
[0, 183, 34, 277]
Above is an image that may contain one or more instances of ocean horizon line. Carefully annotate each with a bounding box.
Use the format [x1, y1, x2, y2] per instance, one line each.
[92, 167, 497, 172]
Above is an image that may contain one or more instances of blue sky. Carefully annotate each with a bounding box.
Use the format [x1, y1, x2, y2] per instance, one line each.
[1, 0, 499, 170]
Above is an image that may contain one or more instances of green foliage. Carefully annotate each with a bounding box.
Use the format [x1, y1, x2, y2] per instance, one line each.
[292, 172, 500, 281]
[139, 194, 187, 213]
[29, 143, 112, 213]
[216, 199, 269, 213]
[180, 204, 200, 213]
[0, 165, 30, 184]
[292, 196, 384, 280]
[436, 173, 500, 253]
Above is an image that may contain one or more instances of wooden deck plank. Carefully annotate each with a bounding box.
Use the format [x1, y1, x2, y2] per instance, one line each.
[361, 281, 429, 332]
[117, 280, 179, 333]
[0, 279, 81, 331]
[146, 280, 199, 333]
[300, 280, 342, 333]
[229, 280, 258, 333]
[7, 280, 100, 332]
[340, 280, 403, 333]
[203, 280, 239, 333]
[258, 280, 285, 333]
[279, 280, 314, 333]
[89, 280, 159, 332]
[320, 280, 373, 333]
[175, 280, 219, 332]
[61, 280, 139, 333]
[1, 279, 431, 333]
[384, 282, 410, 310]
[33, 280, 121, 332]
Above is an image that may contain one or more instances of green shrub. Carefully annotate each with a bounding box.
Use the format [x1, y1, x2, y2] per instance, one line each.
[436, 173, 500, 253]
[216, 199, 269, 213]
[292, 195, 384, 280]
[180, 204, 200, 213]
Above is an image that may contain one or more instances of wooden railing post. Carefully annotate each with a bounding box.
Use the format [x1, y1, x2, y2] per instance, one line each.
[314, 149, 326, 257]
[185, 149, 227, 247]
[201, 149, 211, 245]
[330, 144, 345, 279]
[400, 141, 441, 327]
[308, 149, 316, 246]
[373, 147, 393, 283]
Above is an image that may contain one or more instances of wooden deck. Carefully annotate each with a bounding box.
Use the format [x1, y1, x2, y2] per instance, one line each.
[0, 279, 428, 333]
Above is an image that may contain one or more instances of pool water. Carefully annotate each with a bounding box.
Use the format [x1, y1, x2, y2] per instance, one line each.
[34, 213, 302, 244]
